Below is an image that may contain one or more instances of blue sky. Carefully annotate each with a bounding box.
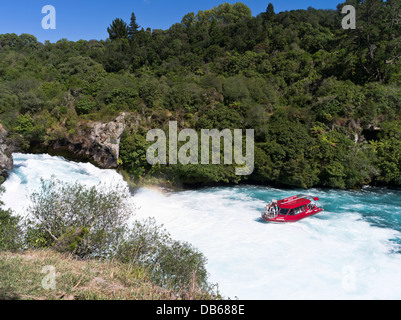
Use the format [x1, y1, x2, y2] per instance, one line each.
[0, 0, 341, 43]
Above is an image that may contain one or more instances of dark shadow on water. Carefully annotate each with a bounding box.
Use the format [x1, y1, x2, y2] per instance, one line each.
[254, 216, 269, 224]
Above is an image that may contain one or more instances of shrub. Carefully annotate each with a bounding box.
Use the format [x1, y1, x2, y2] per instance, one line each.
[116, 218, 211, 293]
[26, 177, 134, 258]
[75, 96, 96, 115]
[0, 188, 22, 251]
[0, 209, 21, 251]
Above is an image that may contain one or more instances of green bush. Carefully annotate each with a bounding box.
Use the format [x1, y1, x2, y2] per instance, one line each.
[26, 177, 133, 258]
[116, 218, 211, 293]
[14, 113, 34, 134]
[0, 208, 21, 252]
[0, 187, 21, 251]
[75, 96, 96, 115]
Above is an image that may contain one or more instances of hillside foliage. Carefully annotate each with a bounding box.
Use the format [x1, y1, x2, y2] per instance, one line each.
[0, 0, 401, 189]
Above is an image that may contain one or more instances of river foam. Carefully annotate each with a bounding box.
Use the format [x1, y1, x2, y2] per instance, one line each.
[3, 153, 401, 299]
[132, 186, 401, 299]
[2, 153, 125, 215]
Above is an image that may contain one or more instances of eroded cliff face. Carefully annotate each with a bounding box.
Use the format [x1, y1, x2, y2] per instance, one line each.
[46, 112, 126, 169]
[0, 112, 127, 175]
[0, 124, 14, 179]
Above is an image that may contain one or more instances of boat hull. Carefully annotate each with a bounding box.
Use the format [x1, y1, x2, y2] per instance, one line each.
[262, 208, 323, 223]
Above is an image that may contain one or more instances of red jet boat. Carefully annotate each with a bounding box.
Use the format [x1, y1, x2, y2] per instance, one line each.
[261, 194, 323, 222]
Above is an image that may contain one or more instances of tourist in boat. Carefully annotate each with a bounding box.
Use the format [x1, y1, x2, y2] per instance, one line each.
[265, 203, 275, 217]
[273, 203, 278, 215]
[269, 203, 274, 215]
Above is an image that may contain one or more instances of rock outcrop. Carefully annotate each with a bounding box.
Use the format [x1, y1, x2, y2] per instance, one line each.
[49, 113, 126, 169]
[0, 124, 14, 179]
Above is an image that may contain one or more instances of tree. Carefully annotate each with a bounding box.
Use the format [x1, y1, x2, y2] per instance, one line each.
[75, 96, 96, 115]
[266, 3, 275, 18]
[371, 122, 401, 185]
[181, 12, 195, 29]
[341, 0, 401, 83]
[128, 12, 140, 41]
[107, 18, 129, 40]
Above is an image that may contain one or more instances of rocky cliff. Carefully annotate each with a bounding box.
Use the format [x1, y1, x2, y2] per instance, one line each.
[47, 112, 126, 169]
[0, 124, 14, 179]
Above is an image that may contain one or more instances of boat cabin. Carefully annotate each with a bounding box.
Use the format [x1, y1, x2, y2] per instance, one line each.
[262, 194, 323, 222]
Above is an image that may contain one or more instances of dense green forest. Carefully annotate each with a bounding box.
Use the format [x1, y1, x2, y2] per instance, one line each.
[0, 0, 401, 189]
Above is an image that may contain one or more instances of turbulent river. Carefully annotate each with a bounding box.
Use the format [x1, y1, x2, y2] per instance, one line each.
[3, 153, 401, 299]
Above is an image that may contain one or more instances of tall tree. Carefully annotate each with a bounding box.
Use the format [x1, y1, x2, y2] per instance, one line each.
[107, 18, 129, 40]
[128, 12, 140, 40]
[266, 3, 275, 18]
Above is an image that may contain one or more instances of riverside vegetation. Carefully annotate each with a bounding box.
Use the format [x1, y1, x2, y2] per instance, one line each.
[0, 0, 401, 299]
[0, 180, 219, 300]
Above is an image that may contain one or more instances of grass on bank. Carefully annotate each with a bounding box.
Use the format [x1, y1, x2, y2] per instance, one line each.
[0, 249, 213, 300]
